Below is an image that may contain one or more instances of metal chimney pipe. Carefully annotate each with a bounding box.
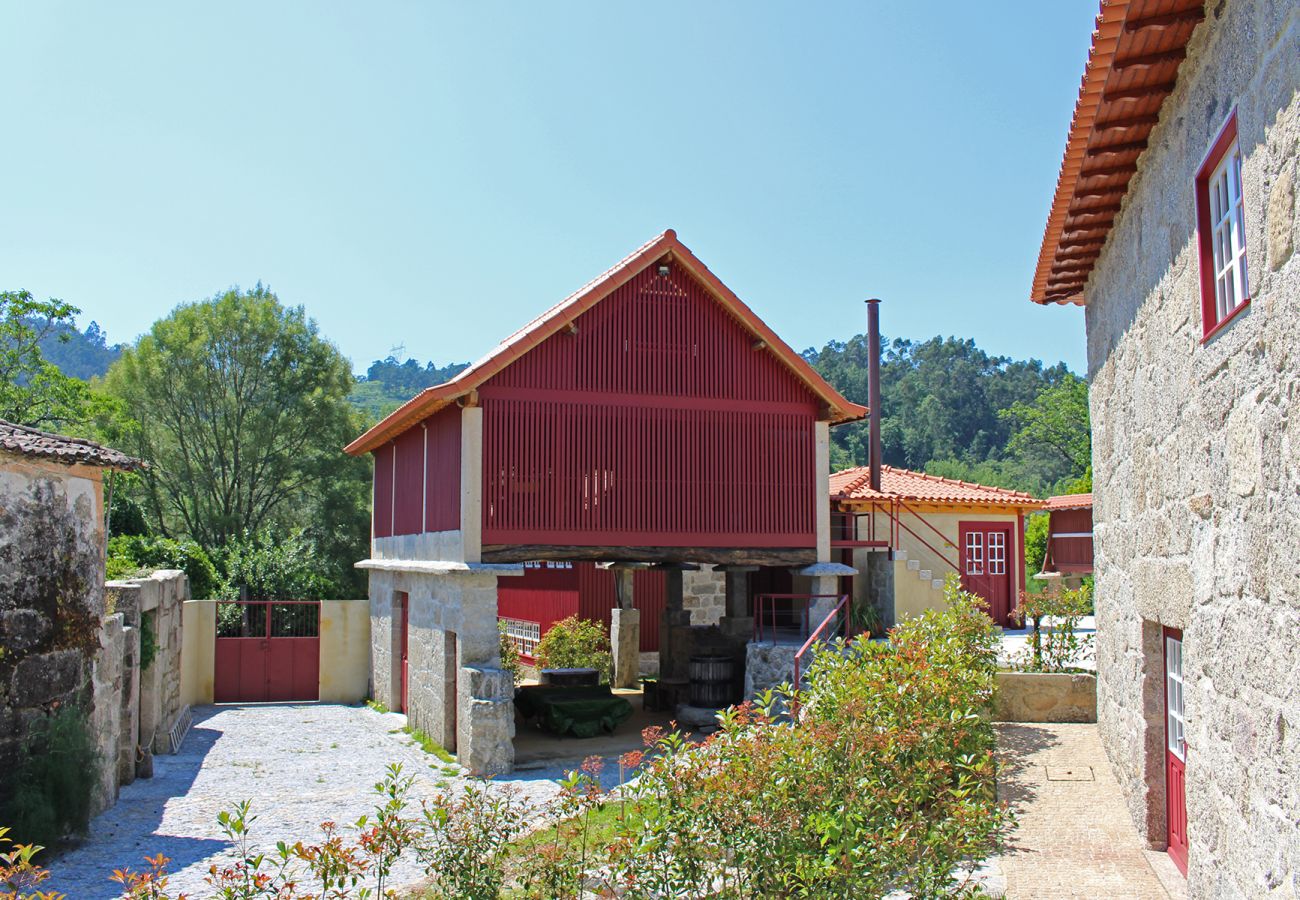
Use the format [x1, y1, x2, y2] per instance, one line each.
[866, 298, 883, 493]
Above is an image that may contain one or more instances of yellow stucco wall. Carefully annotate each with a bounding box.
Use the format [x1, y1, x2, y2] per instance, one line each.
[854, 508, 1026, 621]
[181, 599, 216, 706]
[319, 600, 371, 703]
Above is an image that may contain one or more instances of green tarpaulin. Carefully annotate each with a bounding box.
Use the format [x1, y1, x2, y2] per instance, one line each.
[514, 685, 634, 738]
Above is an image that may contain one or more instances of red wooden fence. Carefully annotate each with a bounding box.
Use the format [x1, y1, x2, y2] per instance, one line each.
[373, 405, 461, 539]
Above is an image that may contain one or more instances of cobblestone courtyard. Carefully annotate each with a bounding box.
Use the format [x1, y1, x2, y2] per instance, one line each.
[47, 704, 567, 899]
[997, 722, 1185, 899]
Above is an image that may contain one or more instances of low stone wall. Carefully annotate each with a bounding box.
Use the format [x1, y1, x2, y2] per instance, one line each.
[994, 672, 1097, 723]
[744, 642, 798, 699]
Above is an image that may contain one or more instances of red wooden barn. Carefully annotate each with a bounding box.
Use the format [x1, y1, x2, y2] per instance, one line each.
[344, 230, 865, 773]
[1039, 493, 1094, 577]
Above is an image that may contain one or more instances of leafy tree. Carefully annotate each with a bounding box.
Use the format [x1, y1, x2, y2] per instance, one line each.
[0, 290, 93, 428]
[104, 286, 370, 594]
[216, 528, 335, 600]
[1001, 373, 1091, 488]
[35, 317, 123, 379]
[350, 355, 469, 421]
[106, 534, 222, 599]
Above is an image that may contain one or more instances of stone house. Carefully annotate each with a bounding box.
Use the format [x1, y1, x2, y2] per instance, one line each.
[0, 421, 187, 821]
[831, 465, 1044, 628]
[344, 229, 865, 775]
[1029, 0, 1297, 892]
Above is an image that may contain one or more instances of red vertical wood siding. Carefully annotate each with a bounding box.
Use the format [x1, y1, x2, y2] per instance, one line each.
[423, 406, 461, 533]
[481, 265, 819, 549]
[496, 563, 667, 653]
[393, 427, 425, 535]
[373, 444, 394, 539]
[372, 405, 462, 539]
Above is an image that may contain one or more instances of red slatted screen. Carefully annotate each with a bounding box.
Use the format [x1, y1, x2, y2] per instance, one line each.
[497, 563, 667, 653]
[373, 405, 462, 538]
[373, 443, 394, 539]
[481, 265, 818, 549]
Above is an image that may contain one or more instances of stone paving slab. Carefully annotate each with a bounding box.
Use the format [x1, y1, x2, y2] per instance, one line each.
[997, 722, 1176, 899]
[46, 704, 570, 899]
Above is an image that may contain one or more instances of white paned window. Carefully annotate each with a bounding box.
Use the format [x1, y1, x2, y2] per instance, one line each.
[1207, 143, 1249, 323]
[988, 531, 1007, 576]
[500, 617, 541, 658]
[965, 532, 984, 576]
[1165, 635, 1186, 761]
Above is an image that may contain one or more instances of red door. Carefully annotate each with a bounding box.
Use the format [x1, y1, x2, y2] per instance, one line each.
[398, 592, 410, 713]
[214, 601, 320, 703]
[1164, 627, 1188, 875]
[958, 522, 1015, 626]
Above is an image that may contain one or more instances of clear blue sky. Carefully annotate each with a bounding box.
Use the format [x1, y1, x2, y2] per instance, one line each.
[2, 1, 1094, 375]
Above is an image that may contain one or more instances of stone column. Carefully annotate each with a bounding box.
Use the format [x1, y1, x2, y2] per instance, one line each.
[718, 565, 758, 641]
[610, 567, 640, 689]
[795, 562, 858, 631]
[459, 405, 483, 563]
[659, 567, 693, 682]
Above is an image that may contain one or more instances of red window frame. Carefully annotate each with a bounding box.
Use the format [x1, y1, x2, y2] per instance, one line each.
[1195, 110, 1250, 342]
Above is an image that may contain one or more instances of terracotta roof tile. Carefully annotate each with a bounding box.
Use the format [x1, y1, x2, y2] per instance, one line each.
[1044, 492, 1093, 510]
[0, 420, 145, 471]
[831, 465, 1043, 508]
[1031, 0, 1206, 305]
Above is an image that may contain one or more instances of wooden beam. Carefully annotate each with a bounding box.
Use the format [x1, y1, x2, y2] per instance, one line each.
[1123, 8, 1205, 33]
[1086, 140, 1148, 158]
[481, 544, 817, 567]
[1094, 113, 1160, 132]
[1113, 48, 1187, 71]
[1103, 81, 1178, 103]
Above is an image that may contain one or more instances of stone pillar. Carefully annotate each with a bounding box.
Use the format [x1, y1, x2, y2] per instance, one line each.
[814, 421, 832, 562]
[718, 565, 758, 641]
[659, 568, 693, 682]
[610, 567, 640, 688]
[459, 406, 483, 563]
[795, 562, 858, 631]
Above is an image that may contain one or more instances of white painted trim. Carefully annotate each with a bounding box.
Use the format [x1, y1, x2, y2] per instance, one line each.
[1051, 531, 1093, 539]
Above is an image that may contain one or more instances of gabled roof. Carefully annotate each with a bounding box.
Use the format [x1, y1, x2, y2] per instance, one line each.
[346, 230, 868, 455]
[1044, 492, 1093, 511]
[1031, 0, 1206, 306]
[831, 465, 1043, 510]
[0, 420, 145, 471]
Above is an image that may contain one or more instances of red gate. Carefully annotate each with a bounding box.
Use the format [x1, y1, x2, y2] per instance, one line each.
[214, 601, 320, 703]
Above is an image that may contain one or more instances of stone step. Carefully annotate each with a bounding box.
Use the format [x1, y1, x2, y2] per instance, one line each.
[895, 550, 908, 561]
[907, 559, 920, 571]
[932, 579, 945, 590]
[919, 569, 932, 580]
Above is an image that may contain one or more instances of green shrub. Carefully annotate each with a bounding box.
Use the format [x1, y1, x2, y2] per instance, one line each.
[106, 534, 221, 599]
[534, 616, 611, 683]
[1013, 584, 1094, 672]
[498, 621, 524, 686]
[216, 528, 333, 600]
[3, 706, 99, 847]
[139, 614, 157, 671]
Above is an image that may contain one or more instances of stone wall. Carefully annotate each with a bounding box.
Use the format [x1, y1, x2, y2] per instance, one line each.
[682, 567, 725, 626]
[0, 455, 107, 814]
[365, 563, 520, 775]
[1082, 2, 1298, 894]
[994, 672, 1097, 724]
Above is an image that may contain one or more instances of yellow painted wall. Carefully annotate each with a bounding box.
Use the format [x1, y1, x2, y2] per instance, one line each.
[855, 508, 1025, 621]
[319, 600, 371, 703]
[181, 600, 216, 706]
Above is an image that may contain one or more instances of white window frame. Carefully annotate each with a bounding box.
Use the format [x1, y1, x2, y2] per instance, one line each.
[1207, 142, 1249, 324]
[1165, 634, 1186, 761]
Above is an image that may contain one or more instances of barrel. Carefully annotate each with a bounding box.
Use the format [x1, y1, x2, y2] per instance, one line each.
[689, 655, 734, 708]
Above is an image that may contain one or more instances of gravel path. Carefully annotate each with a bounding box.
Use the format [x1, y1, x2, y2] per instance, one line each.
[47, 704, 575, 899]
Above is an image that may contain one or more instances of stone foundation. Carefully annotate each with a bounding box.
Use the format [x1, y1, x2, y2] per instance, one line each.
[994, 672, 1097, 723]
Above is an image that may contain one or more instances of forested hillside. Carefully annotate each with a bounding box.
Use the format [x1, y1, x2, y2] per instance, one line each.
[33, 317, 124, 379]
[803, 334, 1089, 497]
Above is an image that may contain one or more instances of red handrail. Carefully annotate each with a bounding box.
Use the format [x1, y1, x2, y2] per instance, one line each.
[752, 594, 844, 643]
[888, 503, 960, 573]
[792, 594, 851, 689]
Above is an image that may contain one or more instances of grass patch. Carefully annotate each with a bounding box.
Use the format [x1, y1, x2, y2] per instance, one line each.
[512, 799, 645, 858]
[365, 699, 390, 714]
[403, 726, 455, 764]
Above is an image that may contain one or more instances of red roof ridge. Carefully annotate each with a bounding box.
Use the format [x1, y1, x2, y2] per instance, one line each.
[346, 230, 867, 455]
[832, 463, 1043, 507]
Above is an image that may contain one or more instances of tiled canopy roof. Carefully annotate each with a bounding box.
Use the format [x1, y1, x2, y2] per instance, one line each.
[1031, 0, 1206, 305]
[0, 420, 145, 471]
[1044, 492, 1093, 510]
[831, 465, 1044, 509]
[345, 230, 868, 455]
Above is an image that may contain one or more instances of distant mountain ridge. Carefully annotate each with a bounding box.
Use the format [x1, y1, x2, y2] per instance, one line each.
[33, 318, 123, 380]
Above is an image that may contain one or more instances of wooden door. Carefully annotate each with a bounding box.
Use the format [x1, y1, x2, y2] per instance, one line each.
[958, 522, 1015, 626]
[1164, 627, 1188, 875]
[398, 592, 410, 713]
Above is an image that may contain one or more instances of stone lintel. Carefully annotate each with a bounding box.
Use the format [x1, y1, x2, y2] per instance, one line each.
[649, 562, 702, 571]
[354, 558, 525, 577]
